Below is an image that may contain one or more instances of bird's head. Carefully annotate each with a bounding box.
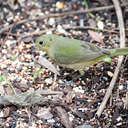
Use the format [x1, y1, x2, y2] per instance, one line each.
[35, 34, 55, 52]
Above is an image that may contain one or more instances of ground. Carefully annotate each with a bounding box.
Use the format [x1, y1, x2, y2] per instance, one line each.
[0, 0, 128, 127]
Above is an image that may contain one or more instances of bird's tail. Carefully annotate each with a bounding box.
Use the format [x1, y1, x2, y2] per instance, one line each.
[109, 47, 128, 57]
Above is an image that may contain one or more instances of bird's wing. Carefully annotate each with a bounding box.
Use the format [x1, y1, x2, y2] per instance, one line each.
[51, 38, 110, 65]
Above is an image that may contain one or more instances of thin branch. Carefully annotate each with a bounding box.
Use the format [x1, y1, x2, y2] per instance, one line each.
[18, 28, 55, 42]
[64, 26, 119, 34]
[96, 0, 126, 118]
[0, 3, 128, 34]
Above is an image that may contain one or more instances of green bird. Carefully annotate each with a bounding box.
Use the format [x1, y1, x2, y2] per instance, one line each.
[35, 34, 128, 73]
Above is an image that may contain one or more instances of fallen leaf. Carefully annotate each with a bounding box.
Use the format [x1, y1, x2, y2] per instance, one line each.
[36, 107, 53, 119]
[56, 106, 73, 128]
[88, 30, 104, 44]
[37, 56, 60, 75]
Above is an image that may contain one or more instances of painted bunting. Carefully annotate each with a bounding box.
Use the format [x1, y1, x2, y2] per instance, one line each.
[35, 34, 128, 72]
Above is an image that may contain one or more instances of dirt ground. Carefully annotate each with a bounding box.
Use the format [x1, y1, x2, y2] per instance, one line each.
[0, 0, 128, 127]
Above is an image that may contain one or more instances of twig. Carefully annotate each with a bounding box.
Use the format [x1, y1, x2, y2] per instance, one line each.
[36, 89, 64, 96]
[96, 0, 126, 118]
[18, 28, 55, 42]
[0, 3, 128, 34]
[64, 26, 119, 34]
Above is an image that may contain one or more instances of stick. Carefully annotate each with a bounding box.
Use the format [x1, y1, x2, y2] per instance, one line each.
[18, 28, 55, 42]
[96, 0, 126, 118]
[64, 26, 119, 34]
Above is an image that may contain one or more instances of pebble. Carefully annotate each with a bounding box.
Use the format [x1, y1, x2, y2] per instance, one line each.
[73, 86, 84, 93]
[106, 22, 112, 26]
[56, 2, 64, 9]
[45, 78, 53, 84]
[118, 84, 124, 90]
[97, 21, 104, 30]
[1, 63, 7, 69]
[68, 113, 75, 121]
[20, 79, 27, 85]
[5, 40, 14, 47]
[0, 110, 4, 118]
[103, 76, 108, 81]
[47, 119, 55, 123]
[80, 19, 84, 27]
[107, 71, 114, 77]
[116, 116, 123, 122]
[24, 54, 32, 60]
[116, 122, 123, 126]
[2, 49, 7, 54]
[57, 25, 69, 35]
[46, 31, 53, 34]
[88, 19, 96, 27]
[77, 123, 94, 128]
[48, 18, 56, 26]
[37, 107, 53, 120]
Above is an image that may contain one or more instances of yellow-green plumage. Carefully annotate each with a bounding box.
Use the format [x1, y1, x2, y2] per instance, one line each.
[35, 34, 128, 71]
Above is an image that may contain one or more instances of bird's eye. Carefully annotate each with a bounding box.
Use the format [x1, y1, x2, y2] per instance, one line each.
[39, 41, 44, 45]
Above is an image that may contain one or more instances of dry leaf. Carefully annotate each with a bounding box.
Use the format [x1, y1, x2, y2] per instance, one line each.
[38, 56, 60, 75]
[56, 106, 73, 128]
[5, 86, 14, 95]
[88, 30, 104, 44]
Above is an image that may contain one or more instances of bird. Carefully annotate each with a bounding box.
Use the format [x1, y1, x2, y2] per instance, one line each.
[35, 34, 128, 73]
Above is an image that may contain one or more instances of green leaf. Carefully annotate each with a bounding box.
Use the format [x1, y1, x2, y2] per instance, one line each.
[0, 75, 16, 94]
[33, 68, 44, 80]
[0, 75, 4, 82]
[83, 0, 94, 18]
[10, 55, 16, 61]
[103, 57, 112, 63]
[83, 0, 88, 9]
